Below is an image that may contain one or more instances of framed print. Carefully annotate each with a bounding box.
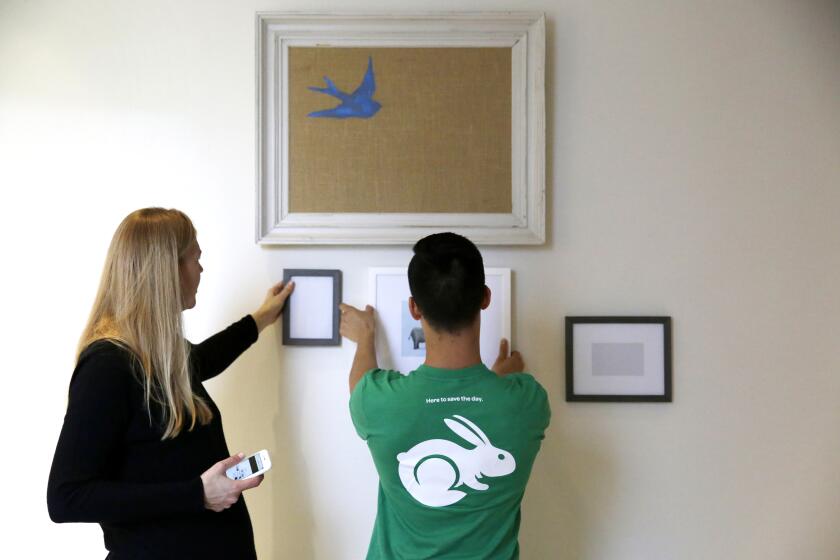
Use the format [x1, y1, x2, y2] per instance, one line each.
[256, 12, 545, 245]
[565, 317, 672, 402]
[369, 267, 511, 373]
[282, 269, 342, 345]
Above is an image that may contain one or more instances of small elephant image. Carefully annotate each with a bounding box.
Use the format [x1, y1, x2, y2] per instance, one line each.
[408, 327, 426, 350]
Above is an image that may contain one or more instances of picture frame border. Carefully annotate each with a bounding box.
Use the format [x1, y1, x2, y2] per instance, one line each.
[565, 316, 673, 403]
[282, 269, 342, 346]
[256, 11, 546, 245]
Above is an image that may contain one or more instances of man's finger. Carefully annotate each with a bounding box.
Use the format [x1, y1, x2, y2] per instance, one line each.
[498, 338, 509, 358]
[365, 305, 374, 313]
[512, 351, 525, 371]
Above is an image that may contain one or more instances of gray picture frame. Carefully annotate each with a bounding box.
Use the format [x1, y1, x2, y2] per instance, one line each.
[282, 269, 342, 346]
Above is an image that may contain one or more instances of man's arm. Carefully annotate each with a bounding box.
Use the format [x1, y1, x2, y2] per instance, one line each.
[339, 303, 377, 393]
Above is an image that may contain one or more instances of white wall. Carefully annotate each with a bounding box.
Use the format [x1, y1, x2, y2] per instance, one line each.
[2, 1, 838, 558]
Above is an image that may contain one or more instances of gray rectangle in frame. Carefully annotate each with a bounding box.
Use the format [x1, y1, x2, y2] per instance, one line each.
[591, 343, 644, 376]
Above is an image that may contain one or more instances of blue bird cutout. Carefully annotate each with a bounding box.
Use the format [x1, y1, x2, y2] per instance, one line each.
[307, 56, 381, 119]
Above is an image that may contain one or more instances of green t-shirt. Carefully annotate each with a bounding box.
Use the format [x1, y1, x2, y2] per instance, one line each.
[350, 363, 550, 559]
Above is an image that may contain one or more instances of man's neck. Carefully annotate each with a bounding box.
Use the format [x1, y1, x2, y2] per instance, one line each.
[422, 320, 482, 370]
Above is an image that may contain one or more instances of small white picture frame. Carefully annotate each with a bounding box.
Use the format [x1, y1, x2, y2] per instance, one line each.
[369, 267, 511, 373]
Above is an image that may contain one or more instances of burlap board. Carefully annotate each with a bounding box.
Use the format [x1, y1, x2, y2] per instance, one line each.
[288, 47, 512, 214]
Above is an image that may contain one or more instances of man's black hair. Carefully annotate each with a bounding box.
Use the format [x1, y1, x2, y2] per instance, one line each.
[407, 232, 485, 333]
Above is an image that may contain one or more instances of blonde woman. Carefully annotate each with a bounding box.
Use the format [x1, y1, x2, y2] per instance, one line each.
[47, 208, 293, 559]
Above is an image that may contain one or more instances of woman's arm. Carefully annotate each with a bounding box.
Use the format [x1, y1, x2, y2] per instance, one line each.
[191, 281, 294, 382]
[189, 315, 259, 382]
[47, 349, 205, 523]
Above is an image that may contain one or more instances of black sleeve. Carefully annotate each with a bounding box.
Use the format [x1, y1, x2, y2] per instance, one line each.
[189, 315, 259, 382]
[47, 348, 206, 524]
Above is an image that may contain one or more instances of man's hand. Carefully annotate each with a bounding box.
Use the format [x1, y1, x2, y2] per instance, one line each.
[339, 303, 375, 344]
[491, 338, 525, 376]
[252, 281, 295, 333]
[340, 303, 377, 392]
[200, 454, 263, 512]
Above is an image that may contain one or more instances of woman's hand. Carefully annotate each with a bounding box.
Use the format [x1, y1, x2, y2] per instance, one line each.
[200, 454, 263, 512]
[491, 338, 525, 376]
[252, 281, 295, 333]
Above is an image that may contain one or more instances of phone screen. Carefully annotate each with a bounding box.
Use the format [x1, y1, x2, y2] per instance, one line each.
[227, 453, 264, 480]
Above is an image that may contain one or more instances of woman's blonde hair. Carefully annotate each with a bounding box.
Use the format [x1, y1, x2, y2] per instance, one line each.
[78, 207, 212, 439]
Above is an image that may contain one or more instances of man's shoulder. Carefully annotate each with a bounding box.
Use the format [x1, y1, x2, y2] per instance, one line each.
[500, 372, 547, 394]
[365, 367, 406, 380]
[496, 372, 550, 424]
[355, 368, 408, 393]
[349, 368, 411, 438]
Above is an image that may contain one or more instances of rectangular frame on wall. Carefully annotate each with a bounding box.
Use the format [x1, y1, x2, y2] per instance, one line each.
[282, 269, 342, 345]
[369, 267, 511, 372]
[256, 12, 546, 245]
[565, 317, 673, 403]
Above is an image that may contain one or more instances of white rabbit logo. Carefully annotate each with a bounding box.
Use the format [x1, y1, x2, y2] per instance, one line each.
[396, 415, 516, 507]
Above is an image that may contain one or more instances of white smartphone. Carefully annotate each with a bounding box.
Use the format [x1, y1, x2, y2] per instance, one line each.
[225, 449, 271, 481]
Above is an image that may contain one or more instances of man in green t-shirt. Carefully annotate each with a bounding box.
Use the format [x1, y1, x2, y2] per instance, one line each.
[340, 232, 550, 560]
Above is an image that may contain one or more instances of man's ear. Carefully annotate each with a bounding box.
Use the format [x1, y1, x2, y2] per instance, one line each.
[408, 296, 423, 320]
[480, 285, 491, 310]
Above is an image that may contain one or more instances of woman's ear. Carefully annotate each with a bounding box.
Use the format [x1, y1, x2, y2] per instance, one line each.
[480, 285, 492, 310]
[408, 296, 423, 320]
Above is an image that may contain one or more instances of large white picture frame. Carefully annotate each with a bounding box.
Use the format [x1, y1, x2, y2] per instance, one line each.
[369, 267, 511, 373]
[256, 12, 546, 245]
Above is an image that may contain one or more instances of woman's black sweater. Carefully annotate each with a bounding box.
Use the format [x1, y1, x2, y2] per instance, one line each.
[47, 316, 260, 559]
